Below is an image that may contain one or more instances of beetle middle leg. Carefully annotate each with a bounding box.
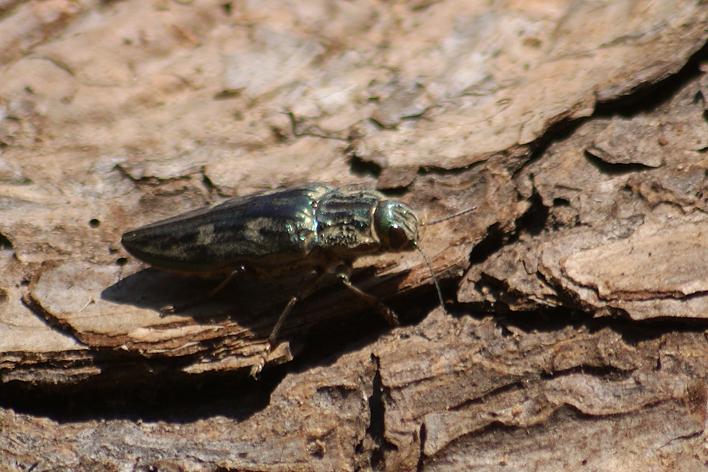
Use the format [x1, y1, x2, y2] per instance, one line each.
[250, 268, 329, 378]
[249, 264, 401, 377]
[160, 265, 246, 315]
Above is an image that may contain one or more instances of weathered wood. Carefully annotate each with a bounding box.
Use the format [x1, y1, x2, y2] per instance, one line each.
[0, 1, 706, 470]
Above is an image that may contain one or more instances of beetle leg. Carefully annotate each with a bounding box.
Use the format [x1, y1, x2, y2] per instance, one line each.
[336, 269, 400, 327]
[160, 265, 246, 316]
[250, 268, 328, 378]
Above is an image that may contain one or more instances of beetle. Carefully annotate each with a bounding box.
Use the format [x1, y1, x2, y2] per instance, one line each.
[121, 183, 446, 377]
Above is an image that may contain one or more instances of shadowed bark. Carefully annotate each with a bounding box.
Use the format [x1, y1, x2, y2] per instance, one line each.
[0, 1, 706, 470]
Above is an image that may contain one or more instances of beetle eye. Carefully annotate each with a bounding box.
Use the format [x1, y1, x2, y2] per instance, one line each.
[388, 226, 409, 250]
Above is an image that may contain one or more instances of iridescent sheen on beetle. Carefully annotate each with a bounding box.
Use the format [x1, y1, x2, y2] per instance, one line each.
[122, 184, 419, 274]
[121, 184, 422, 377]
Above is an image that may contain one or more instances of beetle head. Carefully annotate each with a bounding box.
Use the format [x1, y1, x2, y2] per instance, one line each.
[374, 200, 419, 251]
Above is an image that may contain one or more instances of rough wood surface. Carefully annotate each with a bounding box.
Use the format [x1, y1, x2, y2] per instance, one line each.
[0, 1, 706, 471]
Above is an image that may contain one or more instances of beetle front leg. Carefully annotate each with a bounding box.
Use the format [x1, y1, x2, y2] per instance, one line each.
[250, 268, 329, 378]
[335, 268, 400, 327]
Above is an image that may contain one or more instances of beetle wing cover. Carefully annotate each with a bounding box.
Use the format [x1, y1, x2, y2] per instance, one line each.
[121, 184, 332, 272]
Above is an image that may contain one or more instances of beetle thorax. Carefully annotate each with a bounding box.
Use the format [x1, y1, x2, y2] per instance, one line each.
[315, 189, 384, 257]
[314, 188, 419, 259]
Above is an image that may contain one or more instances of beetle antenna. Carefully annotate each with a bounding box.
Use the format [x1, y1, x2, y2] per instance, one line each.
[414, 242, 447, 313]
[421, 206, 477, 226]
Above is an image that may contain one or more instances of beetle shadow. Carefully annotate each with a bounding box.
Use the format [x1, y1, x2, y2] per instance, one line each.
[100, 267, 293, 324]
[100, 265, 419, 370]
[101, 266, 413, 329]
[3, 267, 421, 423]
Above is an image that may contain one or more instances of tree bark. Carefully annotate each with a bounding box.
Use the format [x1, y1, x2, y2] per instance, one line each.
[0, 1, 706, 470]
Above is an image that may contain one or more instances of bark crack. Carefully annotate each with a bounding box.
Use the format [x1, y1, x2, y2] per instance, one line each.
[363, 353, 395, 471]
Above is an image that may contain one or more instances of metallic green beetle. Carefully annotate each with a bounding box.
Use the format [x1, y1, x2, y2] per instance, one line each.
[121, 184, 427, 376]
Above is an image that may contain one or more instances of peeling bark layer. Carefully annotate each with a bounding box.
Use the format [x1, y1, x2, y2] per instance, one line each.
[0, 1, 706, 470]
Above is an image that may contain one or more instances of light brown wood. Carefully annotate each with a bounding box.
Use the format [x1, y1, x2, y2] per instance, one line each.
[0, 1, 706, 470]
